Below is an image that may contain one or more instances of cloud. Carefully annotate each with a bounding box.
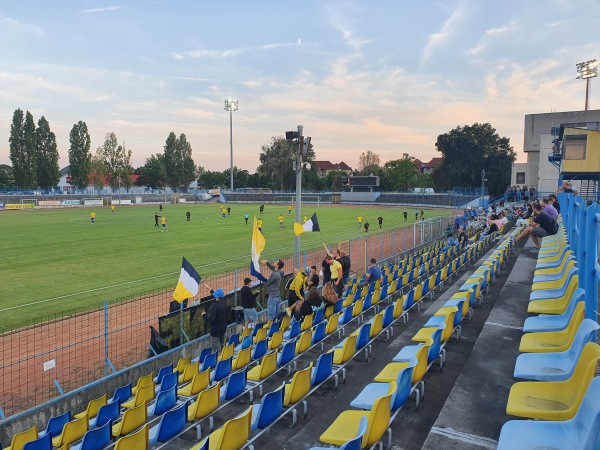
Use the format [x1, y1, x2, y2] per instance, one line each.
[0, 14, 42, 35]
[421, 1, 469, 65]
[80, 5, 128, 13]
[174, 42, 297, 60]
[467, 21, 516, 56]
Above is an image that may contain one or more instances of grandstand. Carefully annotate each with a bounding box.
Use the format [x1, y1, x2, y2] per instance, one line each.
[1, 194, 597, 449]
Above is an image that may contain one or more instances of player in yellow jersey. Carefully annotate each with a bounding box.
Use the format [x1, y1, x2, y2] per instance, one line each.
[357, 214, 363, 228]
[111, 205, 115, 214]
[90, 210, 96, 224]
[161, 215, 168, 232]
[303, 214, 308, 223]
[278, 214, 285, 228]
[257, 217, 263, 231]
[287, 205, 292, 215]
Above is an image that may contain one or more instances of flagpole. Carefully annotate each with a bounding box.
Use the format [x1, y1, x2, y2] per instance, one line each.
[294, 125, 303, 268]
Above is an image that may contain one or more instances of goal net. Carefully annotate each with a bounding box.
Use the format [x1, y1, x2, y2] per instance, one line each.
[20, 198, 37, 209]
[103, 197, 112, 207]
[293, 195, 321, 207]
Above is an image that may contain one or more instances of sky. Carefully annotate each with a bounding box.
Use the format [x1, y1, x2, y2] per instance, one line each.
[0, 0, 598, 172]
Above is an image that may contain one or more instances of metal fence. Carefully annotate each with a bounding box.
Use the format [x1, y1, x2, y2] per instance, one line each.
[0, 215, 455, 420]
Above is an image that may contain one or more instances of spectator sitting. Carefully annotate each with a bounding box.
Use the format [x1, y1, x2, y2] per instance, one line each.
[542, 197, 558, 221]
[457, 228, 468, 246]
[287, 267, 307, 308]
[446, 233, 459, 248]
[357, 258, 382, 290]
[549, 194, 560, 215]
[290, 286, 323, 321]
[515, 203, 558, 252]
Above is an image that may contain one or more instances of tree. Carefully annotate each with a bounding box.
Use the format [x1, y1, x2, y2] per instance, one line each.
[177, 133, 196, 190]
[435, 123, 515, 196]
[9, 109, 37, 188]
[97, 132, 124, 190]
[68, 121, 92, 190]
[35, 116, 60, 189]
[135, 154, 166, 190]
[0, 164, 14, 189]
[121, 146, 134, 192]
[163, 132, 180, 190]
[257, 136, 316, 191]
[90, 151, 107, 193]
[381, 154, 420, 191]
[356, 150, 381, 175]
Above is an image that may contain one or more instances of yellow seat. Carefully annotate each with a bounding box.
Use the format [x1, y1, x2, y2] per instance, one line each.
[506, 343, 600, 420]
[372, 288, 381, 305]
[178, 368, 210, 397]
[121, 380, 155, 409]
[369, 312, 384, 338]
[74, 393, 107, 420]
[325, 313, 339, 335]
[52, 415, 88, 448]
[333, 333, 357, 365]
[392, 296, 405, 319]
[532, 266, 576, 292]
[207, 406, 252, 450]
[174, 356, 192, 374]
[324, 304, 334, 319]
[240, 328, 253, 339]
[283, 363, 313, 405]
[534, 258, 575, 278]
[280, 315, 291, 331]
[188, 383, 220, 421]
[190, 437, 208, 450]
[413, 283, 423, 304]
[178, 361, 200, 384]
[375, 342, 430, 386]
[320, 383, 394, 448]
[232, 347, 252, 371]
[300, 313, 315, 332]
[57, 443, 70, 450]
[112, 402, 147, 437]
[268, 330, 284, 351]
[528, 276, 579, 315]
[351, 299, 364, 318]
[132, 372, 154, 395]
[295, 330, 312, 354]
[218, 343, 235, 362]
[6, 425, 38, 450]
[253, 327, 267, 343]
[247, 351, 278, 381]
[519, 309, 585, 353]
[433, 306, 459, 343]
[114, 423, 148, 450]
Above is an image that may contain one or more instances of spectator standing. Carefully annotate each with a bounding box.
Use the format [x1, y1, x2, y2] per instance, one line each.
[326, 255, 343, 297]
[287, 268, 308, 307]
[201, 285, 227, 353]
[263, 259, 284, 320]
[240, 278, 259, 329]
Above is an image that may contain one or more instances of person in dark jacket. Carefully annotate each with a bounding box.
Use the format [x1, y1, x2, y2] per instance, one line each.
[201, 285, 227, 353]
[263, 259, 284, 320]
[240, 277, 259, 329]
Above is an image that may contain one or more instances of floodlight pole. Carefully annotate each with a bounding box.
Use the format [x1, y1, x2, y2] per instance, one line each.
[576, 60, 598, 111]
[224, 99, 239, 191]
[295, 125, 303, 268]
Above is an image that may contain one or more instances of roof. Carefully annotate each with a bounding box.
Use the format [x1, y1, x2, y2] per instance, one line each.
[314, 161, 352, 171]
[423, 157, 442, 168]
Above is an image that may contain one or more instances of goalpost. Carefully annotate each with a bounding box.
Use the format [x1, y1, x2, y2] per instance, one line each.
[293, 195, 321, 207]
[102, 197, 112, 207]
[20, 198, 37, 209]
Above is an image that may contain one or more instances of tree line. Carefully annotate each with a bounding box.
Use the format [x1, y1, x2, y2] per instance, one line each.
[6, 109, 515, 197]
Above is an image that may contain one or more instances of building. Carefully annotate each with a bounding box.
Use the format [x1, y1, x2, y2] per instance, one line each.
[512, 109, 600, 194]
[58, 166, 142, 193]
[314, 161, 352, 178]
[414, 158, 442, 174]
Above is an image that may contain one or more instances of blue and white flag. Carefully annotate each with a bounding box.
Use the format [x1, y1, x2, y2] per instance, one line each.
[250, 217, 267, 282]
[173, 257, 201, 302]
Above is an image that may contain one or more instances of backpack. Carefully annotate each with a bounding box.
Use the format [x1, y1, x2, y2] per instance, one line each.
[322, 282, 339, 305]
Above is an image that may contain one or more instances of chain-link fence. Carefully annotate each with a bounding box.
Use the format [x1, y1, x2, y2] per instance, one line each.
[0, 215, 455, 420]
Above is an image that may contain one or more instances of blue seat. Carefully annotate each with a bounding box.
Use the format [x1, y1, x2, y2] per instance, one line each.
[157, 370, 179, 393]
[314, 308, 324, 324]
[514, 329, 600, 381]
[153, 363, 174, 385]
[111, 382, 132, 405]
[227, 333, 240, 346]
[252, 322, 264, 336]
[404, 289, 415, 309]
[442, 299, 465, 327]
[267, 321, 280, 338]
[38, 410, 70, 438]
[363, 293, 373, 310]
[337, 306, 353, 326]
[90, 400, 120, 428]
[70, 420, 111, 450]
[193, 347, 212, 364]
[380, 284, 389, 300]
[283, 321, 301, 341]
[148, 401, 188, 444]
[250, 383, 284, 431]
[251, 339, 268, 361]
[210, 357, 232, 383]
[497, 377, 600, 450]
[529, 268, 577, 301]
[311, 322, 326, 346]
[350, 366, 412, 411]
[311, 351, 334, 386]
[200, 351, 218, 372]
[277, 341, 297, 369]
[149, 385, 177, 416]
[333, 300, 343, 314]
[355, 323, 371, 352]
[382, 305, 394, 328]
[523, 289, 585, 333]
[236, 335, 253, 353]
[220, 368, 247, 401]
[309, 416, 368, 450]
[22, 433, 51, 450]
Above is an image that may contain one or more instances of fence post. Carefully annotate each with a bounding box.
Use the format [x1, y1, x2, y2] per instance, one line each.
[179, 301, 184, 346]
[104, 301, 109, 376]
[234, 269, 238, 306]
[304, 250, 307, 268]
[392, 230, 395, 255]
[379, 233, 383, 260]
[365, 236, 368, 270]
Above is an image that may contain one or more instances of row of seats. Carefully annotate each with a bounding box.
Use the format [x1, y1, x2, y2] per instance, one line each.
[499, 227, 600, 449]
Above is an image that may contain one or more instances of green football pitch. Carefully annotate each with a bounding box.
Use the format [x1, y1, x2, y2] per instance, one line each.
[0, 203, 455, 328]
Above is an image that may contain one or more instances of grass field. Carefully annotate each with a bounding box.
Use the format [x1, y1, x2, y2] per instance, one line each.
[1, 203, 455, 327]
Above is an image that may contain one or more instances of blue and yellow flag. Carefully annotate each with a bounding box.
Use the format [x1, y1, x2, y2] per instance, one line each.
[173, 257, 202, 302]
[250, 217, 267, 282]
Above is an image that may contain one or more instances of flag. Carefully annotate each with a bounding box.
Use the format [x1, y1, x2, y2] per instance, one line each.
[173, 257, 201, 302]
[294, 213, 320, 236]
[250, 217, 267, 282]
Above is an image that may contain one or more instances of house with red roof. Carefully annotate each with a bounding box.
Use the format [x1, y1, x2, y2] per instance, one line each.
[314, 161, 352, 178]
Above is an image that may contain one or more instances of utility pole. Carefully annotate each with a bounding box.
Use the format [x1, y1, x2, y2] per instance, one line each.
[481, 169, 486, 208]
[294, 125, 303, 268]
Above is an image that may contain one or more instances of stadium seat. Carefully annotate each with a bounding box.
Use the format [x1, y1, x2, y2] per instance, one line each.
[218, 343, 234, 362]
[220, 368, 248, 401]
[311, 321, 327, 349]
[251, 339, 269, 361]
[232, 347, 252, 371]
[188, 382, 220, 422]
[351, 367, 412, 412]
[311, 351, 335, 387]
[52, 415, 88, 448]
[112, 402, 147, 437]
[276, 341, 297, 371]
[523, 293, 585, 333]
[248, 351, 278, 382]
[210, 357, 232, 383]
[268, 330, 284, 351]
[295, 331, 312, 354]
[90, 400, 120, 429]
[200, 352, 218, 372]
[178, 368, 210, 397]
[206, 406, 252, 450]
[74, 394, 106, 420]
[6, 425, 38, 450]
[121, 380, 155, 409]
[153, 363, 174, 385]
[189, 437, 209, 450]
[110, 382, 132, 405]
[283, 364, 313, 426]
[308, 416, 368, 450]
[38, 410, 71, 438]
[178, 361, 200, 384]
[114, 423, 148, 450]
[148, 385, 177, 416]
[148, 400, 188, 444]
[332, 333, 357, 365]
[131, 372, 154, 396]
[21, 434, 50, 450]
[519, 318, 598, 353]
[70, 419, 111, 450]
[173, 356, 192, 375]
[250, 383, 285, 431]
[157, 370, 179, 393]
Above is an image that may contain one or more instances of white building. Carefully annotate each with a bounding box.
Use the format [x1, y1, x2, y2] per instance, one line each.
[512, 109, 600, 194]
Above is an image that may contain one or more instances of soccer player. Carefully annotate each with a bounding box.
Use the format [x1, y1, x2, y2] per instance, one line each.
[186, 211, 191, 222]
[161, 215, 168, 232]
[420, 209, 424, 220]
[403, 211, 408, 221]
[159, 204, 163, 212]
[259, 204, 264, 215]
[364, 221, 370, 233]
[377, 216, 383, 228]
[278, 214, 285, 228]
[257, 217, 263, 232]
[303, 214, 308, 224]
[90, 210, 96, 225]
[415, 209, 418, 220]
[227, 206, 231, 216]
[287, 205, 292, 215]
[111, 205, 115, 214]
[244, 212, 249, 225]
[154, 212, 160, 228]
[357, 214, 363, 228]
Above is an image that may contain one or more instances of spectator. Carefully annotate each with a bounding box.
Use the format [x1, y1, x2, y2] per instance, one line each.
[457, 228, 468, 247]
[306, 266, 320, 289]
[542, 197, 558, 221]
[263, 259, 284, 320]
[549, 194, 560, 215]
[201, 285, 227, 353]
[326, 255, 344, 297]
[515, 203, 558, 252]
[357, 258, 382, 290]
[446, 233, 459, 248]
[339, 249, 351, 285]
[287, 267, 308, 307]
[290, 286, 323, 321]
[240, 277, 259, 329]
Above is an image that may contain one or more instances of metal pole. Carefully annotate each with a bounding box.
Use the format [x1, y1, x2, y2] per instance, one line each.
[294, 125, 303, 268]
[481, 169, 485, 208]
[585, 78, 590, 111]
[229, 109, 234, 191]
[104, 301, 109, 376]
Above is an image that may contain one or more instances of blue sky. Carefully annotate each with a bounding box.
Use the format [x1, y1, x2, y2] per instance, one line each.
[0, 0, 598, 172]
